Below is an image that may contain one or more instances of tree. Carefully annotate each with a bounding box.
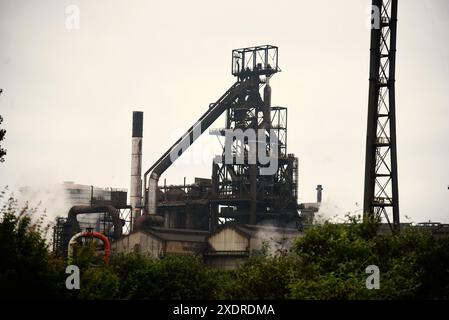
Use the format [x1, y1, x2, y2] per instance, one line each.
[109, 254, 217, 300]
[0, 194, 67, 299]
[223, 255, 302, 299]
[2, 189, 449, 300]
[290, 215, 449, 299]
[0, 89, 6, 163]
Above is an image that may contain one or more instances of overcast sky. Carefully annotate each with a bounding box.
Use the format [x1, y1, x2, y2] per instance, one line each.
[0, 0, 448, 223]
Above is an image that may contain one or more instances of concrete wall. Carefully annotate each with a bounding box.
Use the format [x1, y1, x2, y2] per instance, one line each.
[112, 231, 163, 258]
[112, 231, 207, 257]
[208, 228, 248, 251]
[165, 240, 205, 255]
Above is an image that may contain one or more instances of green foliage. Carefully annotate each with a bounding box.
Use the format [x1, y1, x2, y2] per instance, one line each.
[290, 217, 449, 299]
[0, 194, 66, 299]
[109, 254, 216, 299]
[1, 193, 449, 300]
[208, 269, 237, 300]
[75, 267, 120, 300]
[72, 241, 106, 269]
[222, 255, 302, 299]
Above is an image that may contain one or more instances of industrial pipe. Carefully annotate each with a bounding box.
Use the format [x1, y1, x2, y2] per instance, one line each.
[67, 205, 123, 239]
[263, 79, 271, 128]
[147, 172, 159, 215]
[143, 77, 260, 215]
[67, 231, 111, 265]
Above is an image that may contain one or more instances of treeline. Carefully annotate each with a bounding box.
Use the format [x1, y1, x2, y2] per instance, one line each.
[1, 194, 449, 300]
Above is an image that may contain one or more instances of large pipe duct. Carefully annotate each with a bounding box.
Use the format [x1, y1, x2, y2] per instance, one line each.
[143, 77, 260, 215]
[130, 111, 143, 222]
[263, 79, 272, 128]
[67, 205, 123, 239]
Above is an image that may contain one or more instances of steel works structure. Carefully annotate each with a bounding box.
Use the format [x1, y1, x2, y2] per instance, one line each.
[140, 45, 300, 232]
[363, 0, 400, 232]
[52, 186, 131, 256]
[211, 46, 298, 229]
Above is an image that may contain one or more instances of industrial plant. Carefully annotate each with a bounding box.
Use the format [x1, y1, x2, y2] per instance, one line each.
[53, 45, 317, 269]
[51, 0, 449, 269]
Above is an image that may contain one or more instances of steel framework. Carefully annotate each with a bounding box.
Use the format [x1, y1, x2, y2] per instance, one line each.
[210, 46, 298, 230]
[363, 0, 400, 231]
[232, 45, 280, 79]
[141, 46, 299, 231]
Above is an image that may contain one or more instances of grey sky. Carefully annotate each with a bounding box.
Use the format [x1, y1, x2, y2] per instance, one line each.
[0, 0, 448, 223]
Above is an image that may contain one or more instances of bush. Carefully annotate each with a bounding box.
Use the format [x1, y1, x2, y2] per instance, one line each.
[221, 255, 302, 299]
[0, 195, 67, 299]
[290, 216, 449, 299]
[2, 192, 449, 300]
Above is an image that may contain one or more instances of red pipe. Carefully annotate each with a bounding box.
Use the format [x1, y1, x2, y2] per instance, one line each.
[68, 231, 111, 264]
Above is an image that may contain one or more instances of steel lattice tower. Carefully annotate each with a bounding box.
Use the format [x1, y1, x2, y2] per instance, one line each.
[209, 46, 299, 230]
[363, 0, 400, 231]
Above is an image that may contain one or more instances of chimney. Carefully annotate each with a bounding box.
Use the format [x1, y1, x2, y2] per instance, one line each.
[316, 184, 323, 203]
[130, 111, 143, 224]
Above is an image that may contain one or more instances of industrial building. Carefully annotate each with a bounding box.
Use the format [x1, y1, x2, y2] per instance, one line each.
[112, 227, 209, 257]
[53, 45, 316, 267]
[52, 42, 449, 268]
[110, 45, 307, 266]
[206, 224, 301, 270]
[52, 1, 448, 268]
[52, 182, 132, 256]
[62, 181, 127, 208]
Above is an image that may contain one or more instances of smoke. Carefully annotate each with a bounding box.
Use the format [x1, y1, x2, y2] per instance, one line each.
[314, 197, 361, 224]
[252, 220, 300, 256]
[1, 183, 71, 243]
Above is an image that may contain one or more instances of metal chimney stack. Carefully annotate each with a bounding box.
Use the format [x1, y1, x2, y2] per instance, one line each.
[130, 111, 143, 225]
[316, 184, 323, 203]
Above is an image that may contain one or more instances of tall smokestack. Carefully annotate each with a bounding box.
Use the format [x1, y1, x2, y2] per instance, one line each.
[130, 111, 143, 224]
[316, 184, 323, 203]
